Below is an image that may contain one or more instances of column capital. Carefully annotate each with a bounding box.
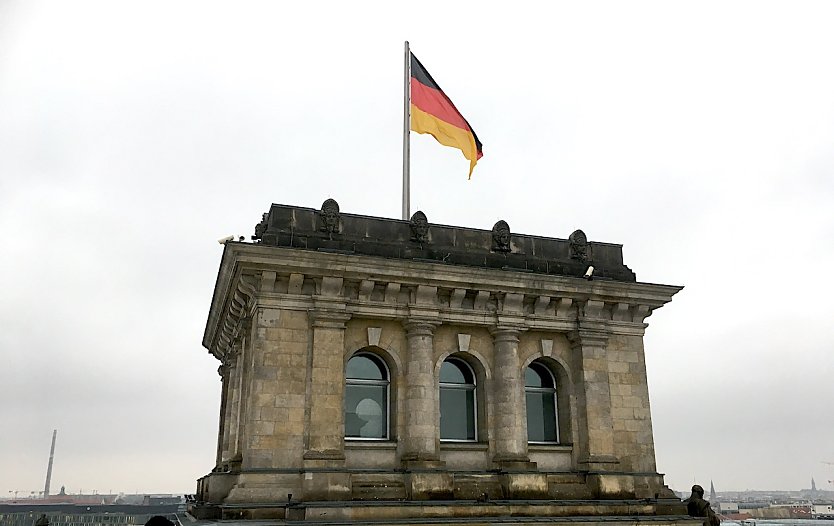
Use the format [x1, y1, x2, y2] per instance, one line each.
[309, 309, 351, 329]
[406, 304, 440, 323]
[217, 349, 238, 378]
[402, 319, 439, 337]
[567, 328, 609, 348]
[489, 325, 525, 343]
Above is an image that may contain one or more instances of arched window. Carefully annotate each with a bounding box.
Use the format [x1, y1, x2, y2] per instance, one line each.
[525, 361, 559, 443]
[439, 357, 476, 441]
[345, 353, 389, 440]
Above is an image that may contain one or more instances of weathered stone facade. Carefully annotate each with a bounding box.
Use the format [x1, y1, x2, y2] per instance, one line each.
[193, 201, 691, 524]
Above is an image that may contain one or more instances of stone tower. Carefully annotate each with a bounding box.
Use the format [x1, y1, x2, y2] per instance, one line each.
[193, 200, 692, 524]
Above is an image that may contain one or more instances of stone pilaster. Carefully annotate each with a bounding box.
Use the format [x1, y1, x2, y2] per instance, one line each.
[490, 326, 531, 466]
[215, 359, 231, 467]
[401, 320, 441, 464]
[304, 309, 351, 463]
[226, 346, 244, 467]
[568, 328, 619, 471]
[218, 341, 243, 465]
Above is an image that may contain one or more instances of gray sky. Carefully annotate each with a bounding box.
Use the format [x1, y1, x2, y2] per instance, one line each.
[1, 0, 833, 496]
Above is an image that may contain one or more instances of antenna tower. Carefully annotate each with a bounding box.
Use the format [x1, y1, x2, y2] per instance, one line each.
[43, 429, 57, 498]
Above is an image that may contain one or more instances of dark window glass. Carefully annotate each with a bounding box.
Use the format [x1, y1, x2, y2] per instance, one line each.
[440, 387, 475, 440]
[526, 391, 557, 442]
[525, 362, 558, 443]
[439, 358, 476, 441]
[525, 364, 553, 388]
[345, 353, 389, 439]
[440, 360, 472, 383]
[345, 383, 387, 438]
[346, 355, 386, 380]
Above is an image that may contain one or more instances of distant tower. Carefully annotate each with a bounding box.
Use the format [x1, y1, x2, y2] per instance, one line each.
[709, 480, 717, 503]
[43, 429, 57, 498]
[812, 478, 817, 491]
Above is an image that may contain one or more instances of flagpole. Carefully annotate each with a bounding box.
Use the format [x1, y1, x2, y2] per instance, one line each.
[402, 40, 411, 220]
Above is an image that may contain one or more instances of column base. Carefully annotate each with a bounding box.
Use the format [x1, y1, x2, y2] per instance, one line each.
[406, 471, 454, 500]
[303, 450, 346, 470]
[303, 449, 345, 461]
[401, 459, 446, 470]
[577, 454, 620, 471]
[495, 461, 538, 471]
[500, 472, 549, 499]
[302, 470, 351, 501]
[492, 456, 537, 471]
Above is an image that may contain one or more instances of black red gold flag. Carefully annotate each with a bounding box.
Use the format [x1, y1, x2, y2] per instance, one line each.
[410, 53, 483, 178]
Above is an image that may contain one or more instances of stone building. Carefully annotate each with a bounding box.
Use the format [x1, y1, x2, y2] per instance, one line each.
[194, 200, 691, 524]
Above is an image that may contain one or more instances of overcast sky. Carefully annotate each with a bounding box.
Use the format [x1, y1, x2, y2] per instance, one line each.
[2, 0, 833, 497]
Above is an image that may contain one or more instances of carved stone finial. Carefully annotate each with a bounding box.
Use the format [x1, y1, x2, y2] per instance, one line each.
[319, 198, 340, 234]
[491, 220, 511, 252]
[569, 229, 590, 261]
[409, 211, 429, 243]
[252, 212, 269, 242]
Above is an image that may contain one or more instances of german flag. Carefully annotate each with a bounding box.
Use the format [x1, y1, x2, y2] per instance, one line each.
[410, 53, 483, 178]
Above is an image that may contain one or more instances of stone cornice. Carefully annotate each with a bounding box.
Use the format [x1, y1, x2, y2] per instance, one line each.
[215, 244, 682, 303]
[204, 258, 258, 360]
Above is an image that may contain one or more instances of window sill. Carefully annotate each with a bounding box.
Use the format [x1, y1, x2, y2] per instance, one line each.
[440, 442, 488, 451]
[528, 443, 572, 452]
[345, 440, 397, 449]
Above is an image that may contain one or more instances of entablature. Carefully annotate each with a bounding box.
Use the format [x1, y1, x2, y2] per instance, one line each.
[203, 245, 682, 359]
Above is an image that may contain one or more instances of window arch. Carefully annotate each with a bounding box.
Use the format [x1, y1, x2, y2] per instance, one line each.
[525, 361, 559, 443]
[439, 357, 477, 441]
[345, 352, 389, 440]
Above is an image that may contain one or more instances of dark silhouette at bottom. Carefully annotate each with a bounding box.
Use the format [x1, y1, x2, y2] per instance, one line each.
[144, 516, 175, 526]
[684, 484, 720, 526]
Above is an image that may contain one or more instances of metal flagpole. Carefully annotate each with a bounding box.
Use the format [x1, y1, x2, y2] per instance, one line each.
[402, 40, 411, 220]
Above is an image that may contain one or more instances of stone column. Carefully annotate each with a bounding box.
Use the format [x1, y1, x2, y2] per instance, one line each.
[401, 320, 441, 464]
[490, 326, 531, 466]
[568, 328, 619, 471]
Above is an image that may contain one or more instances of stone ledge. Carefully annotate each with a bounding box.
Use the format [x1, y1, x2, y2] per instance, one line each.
[440, 442, 490, 451]
[345, 441, 398, 450]
[202, 498, 693, 523]
[528, 444, 573, 453]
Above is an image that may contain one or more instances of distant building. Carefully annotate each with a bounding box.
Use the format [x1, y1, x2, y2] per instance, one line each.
[814, 503, 834, 519]
[194, 200, 687, 522]
[141, 495, 183, 506]
[0, 504, 178, 526]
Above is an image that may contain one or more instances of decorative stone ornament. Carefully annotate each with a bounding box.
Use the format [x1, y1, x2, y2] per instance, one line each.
[457, 333, 471, 353]
[252, 212, 268, 242]
[569, 229, 589, 261]
[409, 211, 430, 243]
[319, 198, 341, 234]
[367, 327, 382, 347]
[491, 220, 511, 252]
